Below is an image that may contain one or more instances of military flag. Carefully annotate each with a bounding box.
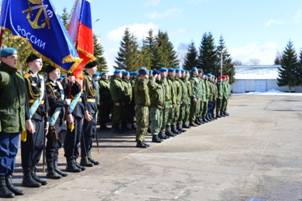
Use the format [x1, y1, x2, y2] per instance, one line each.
[68, 0, 95, 78]
[0, 0, 81, 71]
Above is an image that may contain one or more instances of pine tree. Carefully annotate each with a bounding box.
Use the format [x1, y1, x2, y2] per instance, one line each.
[274, 52, 282, 65]
[115, 28, 141, 71]
[153, 31, 179, 69]
[140, 30, 156, 69]
[93, 35, 108, 72]
[197, 32, 217, 74]
[61, 8, 70, 28]
[277, 41, 299, 91]
[183, 42, 198, 71]
[216, 36, 235, 83]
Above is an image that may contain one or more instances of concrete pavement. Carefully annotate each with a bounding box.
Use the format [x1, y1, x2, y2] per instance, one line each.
[10, 95, 302, 201]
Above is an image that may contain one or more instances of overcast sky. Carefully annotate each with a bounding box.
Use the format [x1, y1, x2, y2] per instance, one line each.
[51, 0, 302, 70]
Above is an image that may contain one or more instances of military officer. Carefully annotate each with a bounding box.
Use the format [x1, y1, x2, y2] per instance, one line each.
[189, 67, 200, 127]
[0, 47, 28, 198]
[45, 65, 68, 179]
[21, 54, 48, 187]
[134, 67, 150, 148]
[81, 61, 99, 167]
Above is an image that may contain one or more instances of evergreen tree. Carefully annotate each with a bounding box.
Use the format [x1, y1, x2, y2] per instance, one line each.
[274, 52, 282, 65]
[216, 36, 235, 83]
[61, 8, 70, 28]
[277, 41, 299, 91]
[197, 32, 217, 74]
[115, 28, 140, 71]
[93, 35, 108, 72]
[140, 30, 156, 69]
[153, 31, 179, 69]
[183, 42, 198, 70]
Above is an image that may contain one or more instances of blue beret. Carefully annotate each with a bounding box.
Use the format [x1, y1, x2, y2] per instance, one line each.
[114, 69, 121, 75]
[0, 48, 17, 57]
[160, 68, 167, 72]
[123, 70, 130, 76]
[130, 72, 138, 76]
[149, 70, 153, 75]
[191, 67, 198, 72]
[152, 70, 160, 75]
[138, 67, 148, 75]
[168, 68, 175, 73]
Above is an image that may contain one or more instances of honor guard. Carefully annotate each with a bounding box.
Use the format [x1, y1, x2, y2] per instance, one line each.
[21, 54, 48, 188]
[81, 61, 99, 167]
[45, 65, 68, 179]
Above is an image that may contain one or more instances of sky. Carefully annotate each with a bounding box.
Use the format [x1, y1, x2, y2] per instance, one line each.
[51, 0, 302, 70]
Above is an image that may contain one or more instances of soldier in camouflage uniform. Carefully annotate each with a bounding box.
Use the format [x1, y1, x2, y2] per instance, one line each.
[189, 67, 200, 127]
[216, 76, 224, 118]
[109, 70, 124, 133]
[167, 68, 178, 135]
[182, 70, 192, 128]
[158, 68, 169, 140]
[201, 74, 210, 123]
[174, 69, 185, 133]
[148, 70, 164, 143]
[98, 72, 112, 130]
[221, 75, 231, 116]
[134, 67, 150, 148]
[121, 71, 133, 132]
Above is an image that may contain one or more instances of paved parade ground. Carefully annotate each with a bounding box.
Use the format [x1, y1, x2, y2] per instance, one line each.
[11, 95, 302, 201]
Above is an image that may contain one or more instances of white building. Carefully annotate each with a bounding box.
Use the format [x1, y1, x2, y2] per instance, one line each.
[232, 65, 280, 93]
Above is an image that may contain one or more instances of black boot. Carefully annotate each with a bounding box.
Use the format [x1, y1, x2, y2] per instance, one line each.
[152, 135, 162, 143]
[22, 170, 41, 188]
[31, 167, 47, 186]
[54, 160, 68, 177]
[158, 131, 167, 139]
[171, 125, 179, 135]
[0, 176, 14, 198]
[6, 175, 23, 195]
[65, 159, 81, 173]
[74, 160, 86, 171]
[166, 127, 175, 137]
[46, 162, 61, 179]
[136, 141, 149, 148]
[88, 152, 99, 166]
[80, 157, 93, 167]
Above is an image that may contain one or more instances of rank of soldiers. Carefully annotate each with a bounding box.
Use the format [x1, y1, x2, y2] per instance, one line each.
[0, 47, 231, 198]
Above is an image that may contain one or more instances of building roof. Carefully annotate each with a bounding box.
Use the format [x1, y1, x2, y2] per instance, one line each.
[234, 65, 280, 80]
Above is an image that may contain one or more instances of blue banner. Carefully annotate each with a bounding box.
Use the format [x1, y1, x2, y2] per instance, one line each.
[0, 0, 81, 71]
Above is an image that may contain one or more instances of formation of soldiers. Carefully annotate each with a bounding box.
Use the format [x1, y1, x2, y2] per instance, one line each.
[0, 47, 231, 198]
[106, 67, 231, 148]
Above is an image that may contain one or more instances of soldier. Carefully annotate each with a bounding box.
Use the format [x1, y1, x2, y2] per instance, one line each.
[134, 67, 150, 148]
[21, 54, 48, 187]
[0, 48, 28, 198]
[189, 67, 200, 127]
[182, 70, 193, 128]
[201, 74, 210, 123]
[110, 70, 124, 133]
[216, 76, 224, 118]
[63, 73, 85, 172]
[121, 70, 133, 132]
[158, 68, 169, 140]
[81, 61, 99, 167]
[167, 68, 178, 136]
[129, 72, 137, 130]
[98, 72, 112, 130]
[221, 75, 231, 116]
[45, 65, 68, 179]
[148, 70, 164, 143]
[174, 69, 184, 133]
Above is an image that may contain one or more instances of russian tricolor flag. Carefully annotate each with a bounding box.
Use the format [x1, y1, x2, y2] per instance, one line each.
[69, 0, 95, 78]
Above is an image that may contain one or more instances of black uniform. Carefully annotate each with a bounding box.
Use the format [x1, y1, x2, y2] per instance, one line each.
[81, 73, 99, 166]
[64, 80, 85, 172]
[45, 79, 67, 179]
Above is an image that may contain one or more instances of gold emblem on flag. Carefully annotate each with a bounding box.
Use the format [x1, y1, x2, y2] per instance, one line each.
[23, 0, 51, 29]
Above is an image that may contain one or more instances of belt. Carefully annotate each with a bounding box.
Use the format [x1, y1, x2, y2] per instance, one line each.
[87, 99, 96, 103]
[29, 99, 45, 105]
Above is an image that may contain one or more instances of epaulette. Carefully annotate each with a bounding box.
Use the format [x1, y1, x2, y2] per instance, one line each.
[24, 72, 31, 79]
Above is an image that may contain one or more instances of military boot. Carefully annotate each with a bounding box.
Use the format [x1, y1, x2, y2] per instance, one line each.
[158, 130, 168, 139]
[65, 159, 81, 173]
[0, 176, 14, 198]
[136, 141, 149, 148]
[31, 168, 47, 186]
[5, 174, 23, 195]
[88, 153, 99, 166]
[74, 160, 86, 171]
[171, 125, 179, 135]
[22, 170, 41, 188]
[54, 160, 68, 177]
[165, 127, 175, 137]
[152, 135, 162, 143]
[46, 162, 61, 179]
[80, 157, 93, 167]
